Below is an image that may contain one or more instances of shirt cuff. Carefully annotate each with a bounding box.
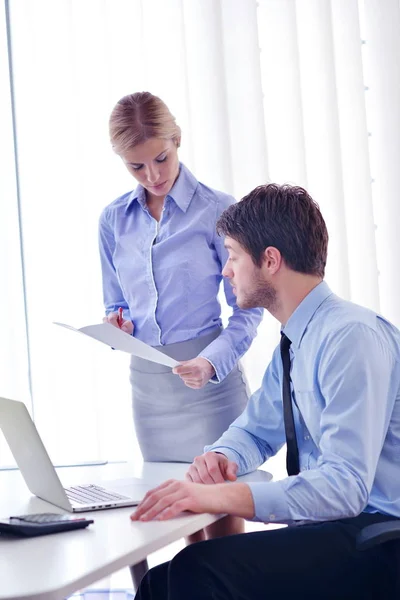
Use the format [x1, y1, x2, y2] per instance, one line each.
[247, 481, 292, 523]
[199, 337, 248, 382]
[198, 350, 224, 382]
[200, 357, 219, 385]
[203, 446, 243, 469]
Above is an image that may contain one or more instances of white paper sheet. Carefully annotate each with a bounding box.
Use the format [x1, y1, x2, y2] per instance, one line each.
[53, 321, 179, 368]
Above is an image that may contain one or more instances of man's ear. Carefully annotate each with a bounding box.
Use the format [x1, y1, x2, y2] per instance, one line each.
[262, 246, 282, 274]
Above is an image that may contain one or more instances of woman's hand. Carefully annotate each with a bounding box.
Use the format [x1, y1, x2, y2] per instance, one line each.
[173, 357, 215, 389]
[103, 312, 134, 335]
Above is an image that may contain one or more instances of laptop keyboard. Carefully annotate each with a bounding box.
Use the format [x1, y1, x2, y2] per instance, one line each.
[64, 484, 130, 505]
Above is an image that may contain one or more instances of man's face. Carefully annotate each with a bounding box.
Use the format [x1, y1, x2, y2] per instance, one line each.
[222, 237, 276, 310]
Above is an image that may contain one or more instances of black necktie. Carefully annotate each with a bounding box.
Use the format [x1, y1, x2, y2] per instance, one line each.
[280, 333, 300, 476]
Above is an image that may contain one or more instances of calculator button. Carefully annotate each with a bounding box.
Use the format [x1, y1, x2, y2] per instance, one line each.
[10, 513, 72, 523]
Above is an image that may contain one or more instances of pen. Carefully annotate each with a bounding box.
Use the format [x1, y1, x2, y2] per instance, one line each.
[117, 307, 123, 328]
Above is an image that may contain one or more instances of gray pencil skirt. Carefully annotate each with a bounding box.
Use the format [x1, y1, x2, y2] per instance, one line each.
[129, 329, 250, 462]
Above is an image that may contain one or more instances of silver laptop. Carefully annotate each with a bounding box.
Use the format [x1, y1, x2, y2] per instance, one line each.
[0, 396, 151, 512]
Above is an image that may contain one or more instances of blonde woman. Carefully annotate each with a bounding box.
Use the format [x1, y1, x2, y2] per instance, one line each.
[99, 92, 263, 505]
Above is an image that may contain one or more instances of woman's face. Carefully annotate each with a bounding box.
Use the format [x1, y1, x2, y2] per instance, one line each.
[121, 137, 180, 199]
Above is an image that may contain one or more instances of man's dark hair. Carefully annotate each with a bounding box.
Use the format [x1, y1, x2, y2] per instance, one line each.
[216, 183, 328, 277]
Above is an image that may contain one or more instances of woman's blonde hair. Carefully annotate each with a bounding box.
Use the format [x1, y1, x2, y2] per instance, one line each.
[109, 92, 181, 155]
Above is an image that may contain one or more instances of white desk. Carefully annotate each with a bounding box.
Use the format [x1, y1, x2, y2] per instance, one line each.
[0, 461, 271, 600]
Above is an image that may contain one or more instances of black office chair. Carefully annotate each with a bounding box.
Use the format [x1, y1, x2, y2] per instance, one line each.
[357, 520, 400, 597]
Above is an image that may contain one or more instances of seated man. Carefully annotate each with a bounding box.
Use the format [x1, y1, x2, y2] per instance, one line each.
[132, 183, 400, 600]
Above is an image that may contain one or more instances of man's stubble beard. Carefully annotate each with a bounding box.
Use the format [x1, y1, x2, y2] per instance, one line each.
[238, 273, 277, 312]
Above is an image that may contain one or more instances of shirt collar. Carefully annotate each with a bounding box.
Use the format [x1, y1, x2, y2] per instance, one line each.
[282, 281, 333, 349]
[125, 163, 198, 213]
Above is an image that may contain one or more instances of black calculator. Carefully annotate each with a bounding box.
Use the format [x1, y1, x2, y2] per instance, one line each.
[0, 513, 94, 537]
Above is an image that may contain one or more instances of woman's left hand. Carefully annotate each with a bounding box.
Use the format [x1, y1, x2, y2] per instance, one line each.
[173, 357, 216, 389]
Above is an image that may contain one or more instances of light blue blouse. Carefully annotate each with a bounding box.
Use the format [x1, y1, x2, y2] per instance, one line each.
[98, 163, 263, 381]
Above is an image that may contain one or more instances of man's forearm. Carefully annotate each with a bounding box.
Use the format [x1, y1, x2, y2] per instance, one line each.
[211, 482, 255, 519]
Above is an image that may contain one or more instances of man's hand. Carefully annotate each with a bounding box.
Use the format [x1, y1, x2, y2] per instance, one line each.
[131, 479, 222, 522]
[173, 357, 215, 389]
[130, 478, 255, 522]
[186, 452, 238, 484]
[103, 312, 134, 335]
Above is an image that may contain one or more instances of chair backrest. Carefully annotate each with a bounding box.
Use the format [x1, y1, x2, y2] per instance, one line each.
[357, 520, 400, 598]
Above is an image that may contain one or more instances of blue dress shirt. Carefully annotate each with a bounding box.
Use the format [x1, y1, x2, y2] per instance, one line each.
[207, 281, 400, 523]
[98, 163, 263, 381]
